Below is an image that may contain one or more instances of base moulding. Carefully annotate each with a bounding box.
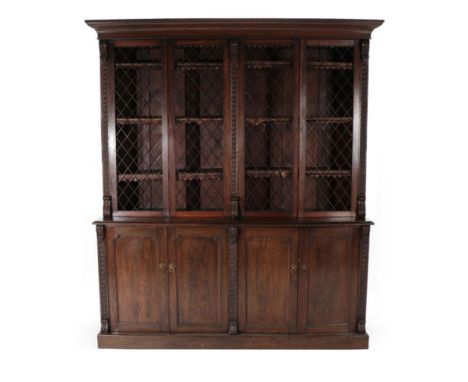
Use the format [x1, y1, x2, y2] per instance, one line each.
[98, 332, 369, 349]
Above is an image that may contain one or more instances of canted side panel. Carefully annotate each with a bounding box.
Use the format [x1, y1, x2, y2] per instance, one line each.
[108, 227, 168, 332]
[238, 228, 298, 333]
[298, 227, 358, 334]
[169, 227, 228, 333]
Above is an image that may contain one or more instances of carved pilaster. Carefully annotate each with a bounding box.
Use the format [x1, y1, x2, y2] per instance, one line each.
[96, 225, 110, 333]
[103, 195, 112, 220]
[357, 225, 370, 333]
[99, 40, 111, 218]
[228, 226, 239, 334]
[230, 42, 240, 219]
[360, 40, 370, 61]
[357, 196, 366, 220]
[230, 196, 240, 220]
[357, 40, 370, 220]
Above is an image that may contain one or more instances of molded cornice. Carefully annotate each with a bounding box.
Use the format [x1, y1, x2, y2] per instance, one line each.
[85, 18, 384, 40]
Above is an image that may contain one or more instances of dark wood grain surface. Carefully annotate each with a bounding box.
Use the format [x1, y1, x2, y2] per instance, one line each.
[168, 227, 228, 333]
[238, 228, 298, 333]
[88, 18, 382, 349]
[298, 227, 358, 333]
[107, 226, 169, 332]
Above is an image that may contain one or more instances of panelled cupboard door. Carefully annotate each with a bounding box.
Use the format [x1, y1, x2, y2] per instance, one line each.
[167, 227, 228, 333]
[298, 227, 358, 334]
[107, 227, 169, 333]
[238, 228, 298, 333]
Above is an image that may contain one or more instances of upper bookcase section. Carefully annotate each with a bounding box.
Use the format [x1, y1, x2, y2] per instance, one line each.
[85, 19, 384, 40]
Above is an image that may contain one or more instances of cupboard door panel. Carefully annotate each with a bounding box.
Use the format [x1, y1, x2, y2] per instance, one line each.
[238, 228, 298, 333]
[108, 227, 168, 332]
[298, 227, 358, 333]
[168, 227, 228, 333]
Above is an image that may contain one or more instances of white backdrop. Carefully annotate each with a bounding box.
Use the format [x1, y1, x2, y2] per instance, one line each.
[1, 1, 467, 380]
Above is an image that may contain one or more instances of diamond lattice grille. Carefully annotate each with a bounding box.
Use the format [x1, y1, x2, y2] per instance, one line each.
[174, 45, 224, 211]
[304, 46, 354, 211]
[244, 45, 294, 212]
[114, 46, 163, 211]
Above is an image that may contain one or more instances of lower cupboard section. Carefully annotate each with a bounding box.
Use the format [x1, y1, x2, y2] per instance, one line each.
[100, 224, 368, 343]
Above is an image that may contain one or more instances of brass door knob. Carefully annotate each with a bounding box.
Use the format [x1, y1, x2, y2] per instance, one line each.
[159, 263, 166, 271]
[168, 263, 175, 273]
[290, 264, 297, 272]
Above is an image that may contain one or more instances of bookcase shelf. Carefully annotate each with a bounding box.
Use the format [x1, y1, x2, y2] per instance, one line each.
[175, 62, 222, 70]
[306, 61, 353, 70]
[246, 167, 292, 178]
[118, 172, 163, 181]
[246, 117, 292, 125]
[306, 117, 353, 124]
[305, 169, 352, 177]
[116, 117, 162, 124]
[175, 117, 223, 123]
[116, 62, 162, 68]
[177, 169, 223, 181]
[246, 60, 292, 69]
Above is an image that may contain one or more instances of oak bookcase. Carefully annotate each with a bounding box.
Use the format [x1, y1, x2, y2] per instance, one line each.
[87, 19, 383, 349]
